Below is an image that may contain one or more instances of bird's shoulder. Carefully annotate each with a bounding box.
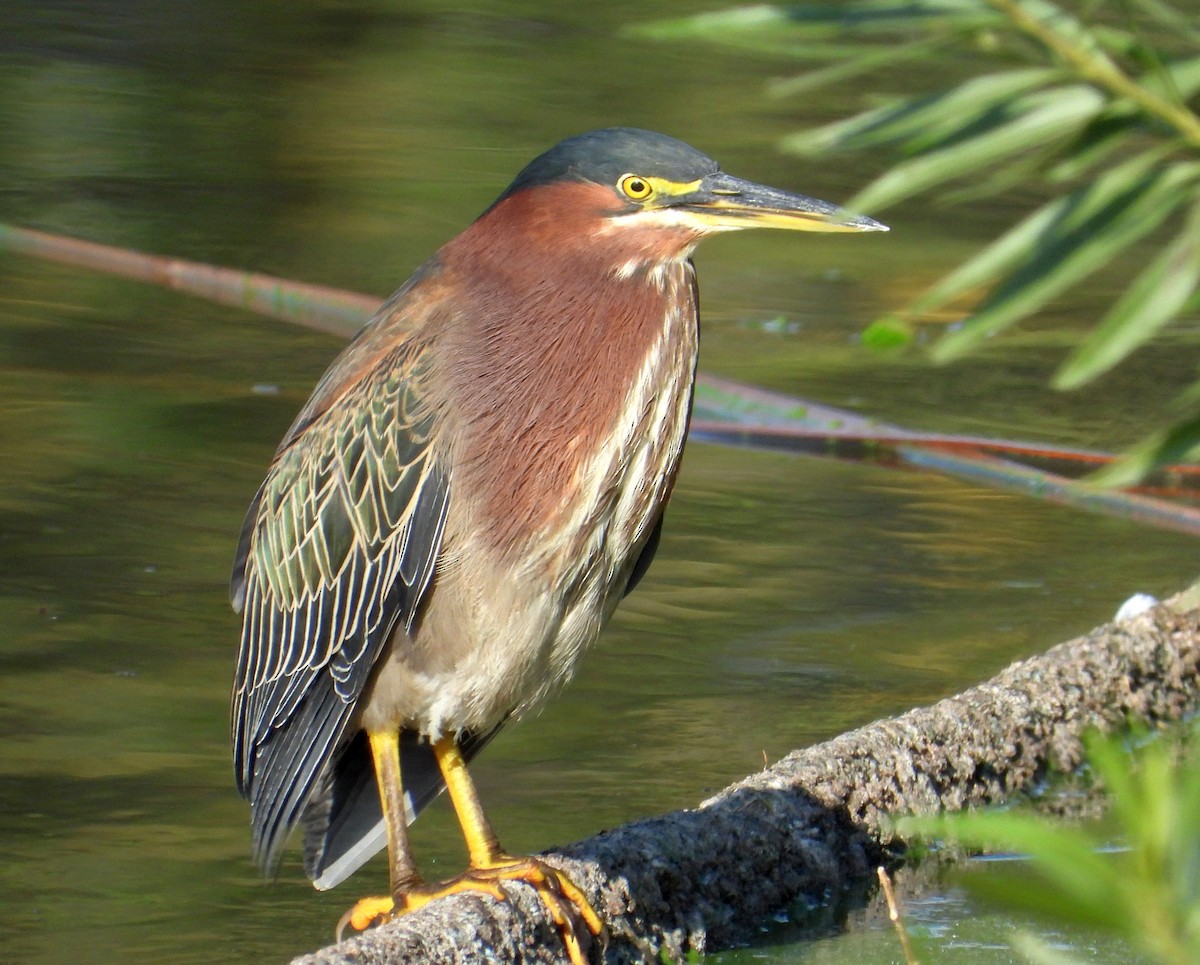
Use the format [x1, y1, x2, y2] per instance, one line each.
[277, 258, 453, 454]
[230, 257, 451, 614]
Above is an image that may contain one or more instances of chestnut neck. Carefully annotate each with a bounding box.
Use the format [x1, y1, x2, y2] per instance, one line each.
[438, 182, 700, 552]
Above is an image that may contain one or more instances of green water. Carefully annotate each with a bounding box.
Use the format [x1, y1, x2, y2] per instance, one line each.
[0, 4, 1194, 964]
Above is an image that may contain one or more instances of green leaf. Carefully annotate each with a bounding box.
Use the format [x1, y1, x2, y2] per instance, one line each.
[631, 6, 878, 59]
[903, 82, 1091, 155]
[906, 150, 1172, 318]
[940, 140, 1059, 203]
[1055, 201, 1200, 388]
[1090, 412, 1200, 486]
[633, 0, 999, 57]
[970, 865, 1121, 933]
[781, 0, 989, 32]
[1010, 0, 1125, 70]
[1083, 733, 1144, 847]
[633, 5, 790, 40]
[768, 35, 949, 98]
[1146, 53, 1200, 101]
[844, 85, 1107, 213]
[1047, 111, 1142, 182]
[902, 809, 1122, 927]
[899, 729, 1200, 961]
[1127, 0, 1200, 51]
[900, 811, 1117, 887]
[932, 160, 1199, 360]
[1011, 931, 1091, 965]
[861, 316, 915, 349]
[783, 67, 1064, 154]
[908, 201, 1063, 314]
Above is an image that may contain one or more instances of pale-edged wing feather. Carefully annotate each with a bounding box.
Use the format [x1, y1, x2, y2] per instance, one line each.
[230, 330, 449, 873]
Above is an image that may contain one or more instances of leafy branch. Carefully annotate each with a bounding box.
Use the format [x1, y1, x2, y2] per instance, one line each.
[984, 0, 1200, 146]
[641, 0, 1200, 475]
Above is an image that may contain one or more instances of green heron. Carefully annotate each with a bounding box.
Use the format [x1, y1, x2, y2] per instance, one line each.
[231, 127, 885, 961]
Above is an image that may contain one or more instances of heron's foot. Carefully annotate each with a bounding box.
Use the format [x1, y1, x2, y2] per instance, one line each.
[335, 857, 603, 965]
[462, 854, 605, 965]
[336, 895, 395, 941]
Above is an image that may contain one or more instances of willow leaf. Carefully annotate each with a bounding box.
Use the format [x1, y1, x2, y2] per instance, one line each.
[1146, 53, 1200, 101]
[1083, 734, 1142, 841]
[939, 138, 1060, 203]
[769, 35, 948, 98]
[782, 0, 987, 31]
[631, 7, 871, 59]
[1055, 202, 1200, 388]
[1128, 0, 1200, 46]
[906, 150, 1168, 316]
[846, 85, 1106, 212]
[907, 202, 1061, 314]
[1092, 413, 1200, 486]
[901, 810, 1119, 911]
[1047, 112, 1139, 182]
[634, 5, 789, 40]
[1010, 933, 1090, 965]
[635, 0, 995, 54]
[934, 164, 1198, 360]
[784, 0, 994, 37]
[1011, 0, 1122, 70]
[783, 67, 1063, 154]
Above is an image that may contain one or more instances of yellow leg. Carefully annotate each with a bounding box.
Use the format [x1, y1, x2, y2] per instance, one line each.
[424, 736, 606, 965]
[436, 735, 503, 866]
[372, 729, 423, 895]
[336, 733, 605, 965]
[336, 729, 422, 940]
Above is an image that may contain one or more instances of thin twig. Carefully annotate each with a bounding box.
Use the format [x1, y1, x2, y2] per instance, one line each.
[877, 866, 920, 965]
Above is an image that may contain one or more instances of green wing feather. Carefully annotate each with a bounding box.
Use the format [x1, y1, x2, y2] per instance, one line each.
[230, 335, 449, 870]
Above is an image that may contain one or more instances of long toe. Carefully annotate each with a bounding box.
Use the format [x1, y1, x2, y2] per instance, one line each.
[469, 855, 605, 965]
[336, 895, 396, 942]
[394, 857, 604, 965]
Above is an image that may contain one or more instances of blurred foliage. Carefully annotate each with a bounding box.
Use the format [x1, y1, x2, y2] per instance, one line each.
[898, 726, 1200, 965]
[640, 0, 1200, 478]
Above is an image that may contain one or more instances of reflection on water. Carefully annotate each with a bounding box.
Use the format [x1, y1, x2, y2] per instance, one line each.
[1, 5, 1195, 964]
[715, 863, 1142, 964]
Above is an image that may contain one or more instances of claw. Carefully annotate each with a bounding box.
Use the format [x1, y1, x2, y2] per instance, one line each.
[336, 895, 395, 942]
[336, 856, 604, 965]
[460, 855, 605, 965]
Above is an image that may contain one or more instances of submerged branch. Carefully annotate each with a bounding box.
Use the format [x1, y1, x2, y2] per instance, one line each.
[6, 222, 1200, 541]
[293, 587, 1200, 965]
[0, 221, 375, 337]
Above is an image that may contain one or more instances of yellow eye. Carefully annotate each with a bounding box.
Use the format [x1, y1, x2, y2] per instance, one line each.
[618, 174, 654, 201]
